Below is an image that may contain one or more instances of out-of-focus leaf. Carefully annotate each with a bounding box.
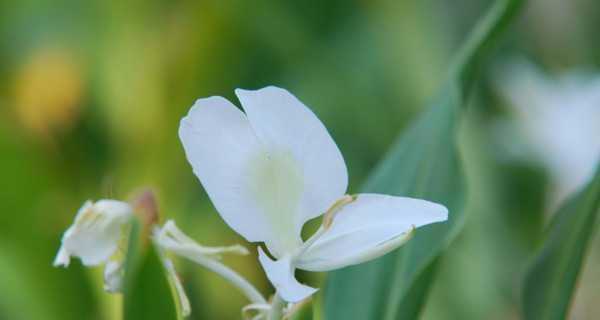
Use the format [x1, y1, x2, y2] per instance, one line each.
[523, 165, 600, 320]
[123, 222, 181, 320]
[0, 125, 99, 320]
[0, 242, 96, 320]
[324, 0, 524, 319]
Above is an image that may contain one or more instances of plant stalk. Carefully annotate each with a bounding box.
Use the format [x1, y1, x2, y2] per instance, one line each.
[267, 293, 286, 320]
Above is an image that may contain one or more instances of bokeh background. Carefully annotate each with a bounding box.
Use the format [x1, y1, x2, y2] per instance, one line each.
[1, 0, 599, 319]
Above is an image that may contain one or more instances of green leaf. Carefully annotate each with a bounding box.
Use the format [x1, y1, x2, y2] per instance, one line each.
[523, 165, 600, 320]
[123, 221, 181, 320]
[323, 0, 524, 319]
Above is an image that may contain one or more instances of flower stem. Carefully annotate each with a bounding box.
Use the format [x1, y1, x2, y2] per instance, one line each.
[267, 293, 285, 320]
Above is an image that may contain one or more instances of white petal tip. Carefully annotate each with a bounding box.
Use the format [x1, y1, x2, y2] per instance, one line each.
[53, 247, 70, 267]
[258, 248, 317, 303]
[437, 205, 449, 222]
[280, 285, 318, 304]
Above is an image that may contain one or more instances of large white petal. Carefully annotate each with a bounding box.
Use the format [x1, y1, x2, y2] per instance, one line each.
[55, 200, 132, 267]
[180, 90, 348, 257]
[296, 194, 447, 272]
[257, 248, 317, 303]
[235, 87, 348, 239]
[178, 98, 263, 240]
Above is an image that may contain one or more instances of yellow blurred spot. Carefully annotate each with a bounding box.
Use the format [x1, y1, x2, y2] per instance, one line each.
[13, 47, 84, 139]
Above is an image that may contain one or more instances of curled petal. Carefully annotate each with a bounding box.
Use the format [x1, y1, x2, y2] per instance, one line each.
[296, 194, 447, 272]
[54, 200, 132, 267]
[153, 221, 266, 308]
[241, 303, 270, 320]
[257, 248, 317, 303]
[153, 220, 248, 258]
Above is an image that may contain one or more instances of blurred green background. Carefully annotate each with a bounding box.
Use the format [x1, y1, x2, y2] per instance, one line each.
[1, 0, 599, 319]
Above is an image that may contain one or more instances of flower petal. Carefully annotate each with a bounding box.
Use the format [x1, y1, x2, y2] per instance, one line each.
[496, 60, 600, 206]
[103, 260, 124, 293]
[153, 221, 267, 305]
[153, 220, 249, 258]
[160, 254, 191, 317]
[235, 87, 348, 240]
[180, 90, 348, 257]
[56, 200, 132, 266]
[53, 246, 71, 267]
[179, 97, 303, 255]
[257, 248, 317, 303]
[296, 194, 447, 272]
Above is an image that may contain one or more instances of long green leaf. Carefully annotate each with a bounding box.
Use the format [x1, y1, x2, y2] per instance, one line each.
[523, 165, 600, 320]
[324, 1, 524, 319]
[123, 221, 181, 320]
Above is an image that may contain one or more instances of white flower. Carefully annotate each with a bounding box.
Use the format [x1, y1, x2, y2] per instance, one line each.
[153, 220, 265, 317]
[179, 86, 448, 302]
[496, 60, 600, 205]
[54, 199, 133, 292]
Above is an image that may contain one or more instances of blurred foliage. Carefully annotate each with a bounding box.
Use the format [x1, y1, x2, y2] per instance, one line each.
[123, 221, 179, 320]
[523, 165, 600, 320]
[326, 1, 523, 319]
[1, 0, 599, 319]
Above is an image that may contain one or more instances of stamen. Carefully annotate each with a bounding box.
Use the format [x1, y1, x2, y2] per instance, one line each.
[322, 194, 355, 229]
[294, 195, 356, 259]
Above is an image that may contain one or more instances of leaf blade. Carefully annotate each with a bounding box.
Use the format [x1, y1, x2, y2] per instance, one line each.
[523, 166, 600, 320]
[122, 221, 181, 320]
[323, 1, 524, 319]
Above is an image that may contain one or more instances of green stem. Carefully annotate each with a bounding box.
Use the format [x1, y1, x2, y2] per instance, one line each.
[268, 293, 286, 320]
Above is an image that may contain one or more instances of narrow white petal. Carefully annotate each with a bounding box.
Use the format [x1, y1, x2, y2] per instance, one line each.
[157, 249, 191, 317]
[257, 248, 317, 303]
[235, 87, 348, 239]
[296, 194, 447, 272]
[153, 221, 267, 305]
[241, 303, 271, 320]
[153, 220, 249, 258]
[57, 200, 132, 266]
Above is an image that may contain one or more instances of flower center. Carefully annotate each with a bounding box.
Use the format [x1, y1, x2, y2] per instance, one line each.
[248, 149, 305, 255]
